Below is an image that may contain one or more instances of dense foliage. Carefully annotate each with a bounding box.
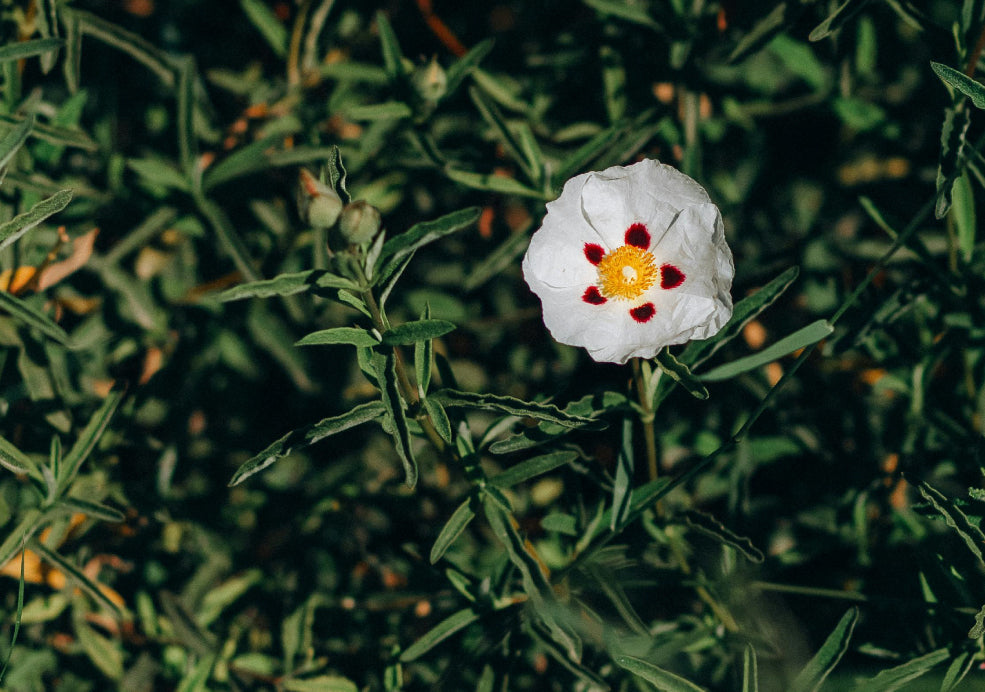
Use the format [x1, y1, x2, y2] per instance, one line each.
[2, 0, 985, 690]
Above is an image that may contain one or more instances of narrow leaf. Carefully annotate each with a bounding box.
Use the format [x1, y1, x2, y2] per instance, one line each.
[679, 266, 800, 368]
[656, 349, 709, 399]
[469, 86, 536, 183]
[296, 327, 380, 347]
[195, 193, 262, 282]
[951, 171, 977, 262]
[58, 386, 125, 493]
[0, 509, 42, 573]
[444, 167, 546, 199]
[219, 269, 358, 301]
[422, 397, 453, 443]
[414, 305, 434, 394]
[229, 401, 386, 486]
[0, 189, 73, 252]
[932, 62, 985, 108]
[554, 125, 623, 186]
[0, 291, 75, 348]
[176, 55, 198, 178]
[582, 0, 662, 30]
[809, 0, 870, 41]
[743, 644, 759, 692]
[0, 37, 64, 63]
[374, 352, 418, 487]
[71, 603, 124, 679]
[240, 0, 288, 57]
[729, 3, 794, 63]
[345, 101, 412, 121]
[382, 319, 455, 346]
[283, 677, 358, 692]
[611, 418, 634, 530]
[376, 207, 480, 282]
[0, 115, 34, 170]
[70, 8, 175, 86]
[700, 320, 833, 382]
[375, 11, 405, 81]
[918, 482, 985, 566]
[431, 389, 600, 428]
[445, 38, 495, 93]
[56, 497, 125, 523]
[32, 541, 123, 617]
[614, 655, 707, 691]
[430, 497, 477, 564]
[851, 648, 949, 692]
[683, 510, 765, 563]
[399, 608, 480, 662]
[489, 451, 579, 487]
[941, 651, 975, 691]
[788, 608, 858, 692]
[936, 105, 970, 219]
[0, 434, 42, 480]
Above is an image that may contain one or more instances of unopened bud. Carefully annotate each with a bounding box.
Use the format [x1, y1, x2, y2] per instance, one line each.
[412, 57, 447, 103]
[298, 168, 343, 228]
[338, 201, 382, 245]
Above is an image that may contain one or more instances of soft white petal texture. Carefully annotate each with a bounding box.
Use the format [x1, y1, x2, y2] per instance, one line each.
[522, 159, 734, 364]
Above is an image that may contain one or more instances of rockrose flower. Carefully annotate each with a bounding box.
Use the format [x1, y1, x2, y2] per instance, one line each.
[522, 159, 734, 364]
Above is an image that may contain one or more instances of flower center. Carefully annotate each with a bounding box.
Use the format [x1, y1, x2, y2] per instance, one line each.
[596, 245, 657, 300]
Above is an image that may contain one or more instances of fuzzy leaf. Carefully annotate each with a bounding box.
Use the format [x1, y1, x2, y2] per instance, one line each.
[850, 648, 949, 692]
[490, 451, 579, 487]
[33, 541, 123, 617]
[935, 105, 970, 219]
[614, 655, 707, 691]
[0, 115, 34, 170]
[373, 352, 418, 487]
[240, 0, 288, 57]
[376, 207, 480, 283]
[229, 401, 386, 486]
[743, 644, 759, 692]
[57, 497, 125, 523]
[809, 0, 871, 41]
[683, 510, 765, 563]
[431, 389, 600, 428]
[219, 270, 359, 301]
[444, 168, 546, 198]
[0, 189, 74, 253]
[58, 386, 125, 493]
[0, 38, 64, 63]
[656, 349, 709, 399]
[381, 319, 455, 346]
[430, 497, 477, 564]
[296, 327, 380, 347]
[932, 62, 985, 108]
[918, 482, 985, 566]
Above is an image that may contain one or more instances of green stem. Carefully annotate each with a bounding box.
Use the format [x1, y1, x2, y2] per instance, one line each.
[631, 358, 659, 482]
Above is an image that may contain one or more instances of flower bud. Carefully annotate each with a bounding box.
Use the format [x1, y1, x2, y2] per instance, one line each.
[298, 168, 343, 228]
[338, 200, 382, 245]
[412, 57, 447, 103]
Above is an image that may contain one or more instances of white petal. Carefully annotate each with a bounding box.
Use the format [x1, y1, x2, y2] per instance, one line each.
[531, 283, 622, 352]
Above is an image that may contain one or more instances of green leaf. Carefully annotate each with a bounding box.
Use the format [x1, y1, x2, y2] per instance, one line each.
[469, 86, 537, 184]
[0, 188, 73, 253]
[489, 451, 579, 487]
[951, 171, 977, 262]
[62, 9, 82, 92]
[656, 349, 709, 399]
[373, 352, 418, 487]
[228, 401, 386, 486]
[445, 38, 495, 94]
[809, 0, 870, 42]
[431, 389, 601, 428]
[414, 305, 434, 394]
[0, 548, 25, 682]
[399, 608, 480, 662]
[582, 0, 662, 30]
[970, 604, 985, 638]
[700, 320, 833, 382]
[296, 327, 380, 347]
[382, 319, 456, 346]
[376, 207, 481, 283]
[33, 541, 123, 618]
[0, 114, 34, 170]
[35, 0, 61, 74]
[679, 267, 800, 368]
[683, 510, 765, 563]
[541, 513, 578, 536]
[0, 291, 75, 349]
[743, 644, 759, 692]
[444, 167, 546, 198]
[345, 101, 413, 121]
[728, 3, 796, 63]
[936, 105, 970, 219]
[201, 135, 284, 191]
[554, 125, 623, 187]
[58, 386, 125, 493]
[283, 677, 358, 692]
[0, 434, 42, 480]
[56, 497, 125, 523]
[851, 648, 949, 692]
[375, 10, 405, 81]
[918, 482, 985, 566]
[614, 655, 707, 691]
[198, 569, 262, 626]
[788, 608, 858, 692]
[219, 269, 359, 301]
[611, 418, 633, 530]
[174, 654, 217, 692]
[940, 651, 975, 691]
[69, 8, 176, 86]
[324, 145, 351, 204]
[422, 396, 453, 442]
[194, 193, 262, 282]
[0, 114, 96, 151]
[71, 601, 124, 679]
[240, 0, 288, 58]
[932, 62, 985, 108]
[127, 155, 191, 192]
[430, 497, 476, 564]
[0, 509, 42, 584]
[0, 37, 64, 63]
[176, 55, 198, 178]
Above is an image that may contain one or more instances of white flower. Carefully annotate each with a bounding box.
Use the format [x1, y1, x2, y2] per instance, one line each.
[522, 159, 734, 364]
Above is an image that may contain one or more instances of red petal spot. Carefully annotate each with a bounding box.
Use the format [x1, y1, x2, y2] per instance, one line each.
[624, 223, 650, 249]
[630, 303, 655, 323]
[584, 243, 605, 265]
[660, 264, 685, 289]
[582, 286, 607, 305]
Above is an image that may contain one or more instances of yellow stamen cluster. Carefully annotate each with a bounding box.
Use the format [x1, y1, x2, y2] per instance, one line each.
[597, 245, 657, 300]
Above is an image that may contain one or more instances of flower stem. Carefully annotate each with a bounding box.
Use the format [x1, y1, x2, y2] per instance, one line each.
[631, 358, 659, 482]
